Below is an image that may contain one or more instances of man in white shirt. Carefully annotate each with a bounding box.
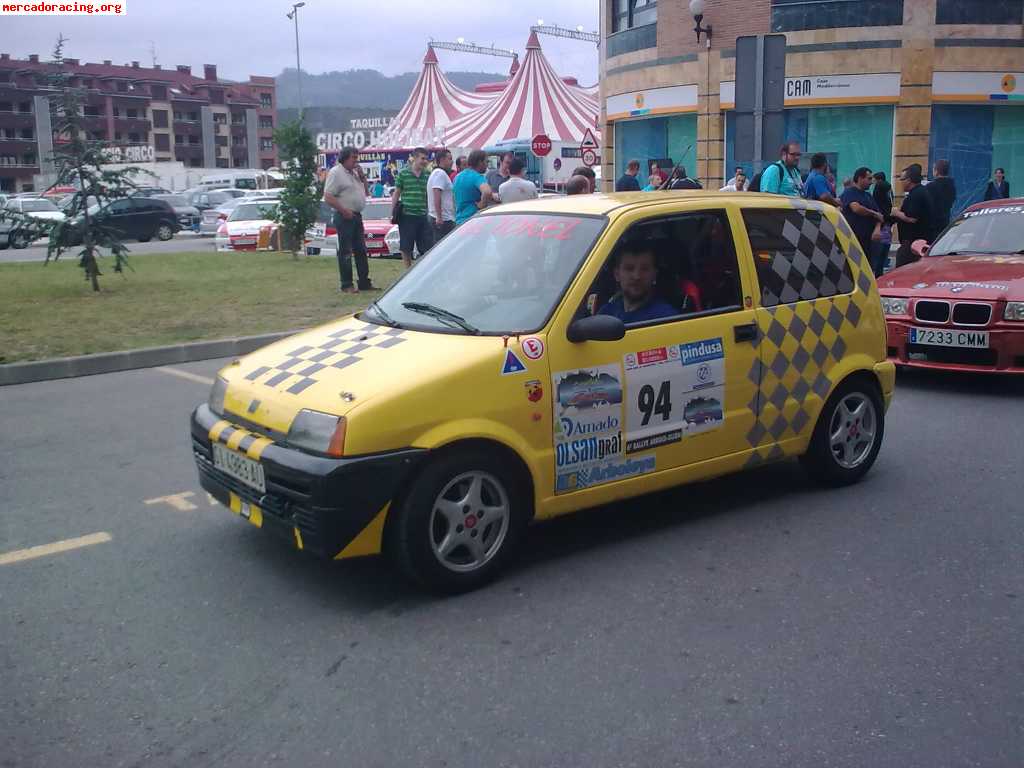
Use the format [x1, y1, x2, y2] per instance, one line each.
[323, 146, 374, 293]
[720, 169, 747, 192]
[497, 158, 538, 204]
[427, 149, 456, 239]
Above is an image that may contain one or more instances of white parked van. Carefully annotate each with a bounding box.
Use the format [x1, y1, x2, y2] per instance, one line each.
[198, 170, 278, 192]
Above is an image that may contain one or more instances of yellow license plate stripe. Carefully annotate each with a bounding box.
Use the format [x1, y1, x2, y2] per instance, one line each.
[208, 419, 232, 442]
[228, 492, 263, 528]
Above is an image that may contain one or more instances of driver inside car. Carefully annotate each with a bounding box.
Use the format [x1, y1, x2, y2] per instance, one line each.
[598, 246, 678, 324]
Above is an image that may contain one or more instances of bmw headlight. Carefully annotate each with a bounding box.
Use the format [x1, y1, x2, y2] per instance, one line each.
[1004, 302, 1024, 322]
[286, 409, 347, 457]
[208, 376, 228, 416]
[881, 297, 909, 316]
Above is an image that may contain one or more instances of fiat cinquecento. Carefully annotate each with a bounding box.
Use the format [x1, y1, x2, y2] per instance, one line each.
[190, 192, 894, 592]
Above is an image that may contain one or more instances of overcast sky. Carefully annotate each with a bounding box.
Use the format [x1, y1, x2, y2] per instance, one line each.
[3, 0, 599, 83]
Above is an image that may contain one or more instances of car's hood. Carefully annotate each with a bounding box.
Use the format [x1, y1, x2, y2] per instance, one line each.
[879, 254, 1024, 301]
[219, 315, 504, 435]
[364, 217, 391, 234]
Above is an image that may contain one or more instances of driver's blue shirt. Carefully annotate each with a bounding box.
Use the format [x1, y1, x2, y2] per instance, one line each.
[598, 296, 677, 323]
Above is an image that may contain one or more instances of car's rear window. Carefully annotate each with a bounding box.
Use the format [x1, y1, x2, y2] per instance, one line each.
[229, 203, 278, 222]
[742, 208, 854, 306]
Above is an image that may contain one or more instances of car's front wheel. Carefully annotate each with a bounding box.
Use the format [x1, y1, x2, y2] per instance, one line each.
[387, 448, 529, 593]
[800, 375, 884, 486]
[155, 223, 174, 241]
[9, 229, 32, 249]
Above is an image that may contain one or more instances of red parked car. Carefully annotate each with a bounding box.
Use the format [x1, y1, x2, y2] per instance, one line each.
[304, 199, 393, 258]
[879, 198, 1024, 373]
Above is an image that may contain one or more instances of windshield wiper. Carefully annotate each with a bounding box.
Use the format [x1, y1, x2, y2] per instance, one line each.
[401, 302, 480, 335]
[366, 300, 400, 328]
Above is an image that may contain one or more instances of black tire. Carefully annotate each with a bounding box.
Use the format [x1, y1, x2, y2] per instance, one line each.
[138, 235, 151, 242]
[0, 237, 7, 250]
[387, 448, 529, 594]
[800, 374, 885, 487]
[10, 230, 31, 249]
[155, 223, 174, 241]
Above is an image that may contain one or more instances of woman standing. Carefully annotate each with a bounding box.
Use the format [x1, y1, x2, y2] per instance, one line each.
[984, 168, 1010, 201]
[870, 172, 895, 277]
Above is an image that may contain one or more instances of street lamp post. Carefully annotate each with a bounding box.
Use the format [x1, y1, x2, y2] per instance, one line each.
[286, 2, 306, 118]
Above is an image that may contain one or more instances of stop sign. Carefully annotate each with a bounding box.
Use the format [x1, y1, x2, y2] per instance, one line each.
[531, 134, 552, 157]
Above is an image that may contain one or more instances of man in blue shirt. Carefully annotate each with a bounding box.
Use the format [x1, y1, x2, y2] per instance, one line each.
[599, 247, 677, 323]
[804, 153, 841, 206]
[759, 142, 804, 197]
[453, 149, 495, 225]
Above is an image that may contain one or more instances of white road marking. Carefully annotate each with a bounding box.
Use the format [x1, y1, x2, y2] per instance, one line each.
[144, 492, 198, 511]
[0, 532, 112, 566]
[155, 366, 215, 386]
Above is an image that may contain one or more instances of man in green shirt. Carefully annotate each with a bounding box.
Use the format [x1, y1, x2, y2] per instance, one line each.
[392, 147, 433, 269]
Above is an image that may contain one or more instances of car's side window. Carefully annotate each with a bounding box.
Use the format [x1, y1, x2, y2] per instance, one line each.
[578, 211, 744, 328]
[742, 208, 854, 307]
[106, 199, 133, 214]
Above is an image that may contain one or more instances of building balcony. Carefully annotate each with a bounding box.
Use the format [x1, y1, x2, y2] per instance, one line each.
[113, 117, 151, 132]
[0, 111, 37, 127]
[0, 138, 38, 152]
[174, 144, 204, 159]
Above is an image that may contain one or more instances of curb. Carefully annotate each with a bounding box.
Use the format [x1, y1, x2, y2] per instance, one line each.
[0, 331, 299, 386]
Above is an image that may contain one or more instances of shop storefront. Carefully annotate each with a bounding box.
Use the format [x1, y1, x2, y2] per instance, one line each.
[607, 85, 698, 186]
[721, 73, 899, 188]
[931, 71, 1024, 214]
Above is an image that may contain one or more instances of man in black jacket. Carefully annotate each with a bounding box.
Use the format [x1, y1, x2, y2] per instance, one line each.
[616, 159, 642, 192]
[927, 159, 956, 238]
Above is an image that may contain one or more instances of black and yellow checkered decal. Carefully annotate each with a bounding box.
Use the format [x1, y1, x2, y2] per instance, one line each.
[242, 323, 407, 395]
[208, 419, 274, 460]
[744, 200, 875, 467]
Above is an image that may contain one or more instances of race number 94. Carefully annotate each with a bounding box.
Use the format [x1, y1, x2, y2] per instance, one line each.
[637, 381, 672, 426]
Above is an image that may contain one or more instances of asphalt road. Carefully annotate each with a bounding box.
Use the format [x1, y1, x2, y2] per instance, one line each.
[1, 362, 1022, 767]
[0, 232, 213, 263]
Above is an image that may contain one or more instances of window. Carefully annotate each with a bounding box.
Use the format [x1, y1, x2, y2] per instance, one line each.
[114, 132, 123, 141]
[231, 113, 246, 125]
[216, 158, 229, 168]
[0, 72, 9, 83]
[612, 0, 657, 32]
[173, 110, 183, 121]
[126, 108, 139, 119]
[92, 131, 107, 141]
[260, 93, 272, 108]
[23, 153, 36, 166]
[152, 109, 168, 128]
[936, 0, 1022, 23]
[260, 138, 273, 151]
[233, 157, 246, 167]
[0, 102, 11, 112]
[112, 107, 121, 118]
[742, 209, 854, 307]
[83, 105, 102, 117]
[18, 101, 31, 113]
[771, 0, 903, 31]
[213, 112, 228, 124]
[258, 116, 273, 129]
[20, 128, 33, 140]
[154, 134, 170, 151]
[174, 134, 184, 145]
[216, 135, 228, 147]
[116, 81, 128, 92]
[188, 136, 200, 145]
[580, 212, 743, 328]
[151, 85, 167, 100]
[2, 128, 13, 139]
[232, 135, 245, 146]
[190, 158, 202, 167]
[128, 132, 140, 143]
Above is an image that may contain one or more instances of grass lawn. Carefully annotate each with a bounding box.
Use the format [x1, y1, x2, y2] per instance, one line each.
[0, 251, 405, 363]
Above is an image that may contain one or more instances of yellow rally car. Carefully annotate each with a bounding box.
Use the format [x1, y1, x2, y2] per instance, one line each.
[190, 192, 895, 592]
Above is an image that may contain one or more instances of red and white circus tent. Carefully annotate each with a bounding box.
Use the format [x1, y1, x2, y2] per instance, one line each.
[368, 46, 498, 150]
[441, 32, 598, 150]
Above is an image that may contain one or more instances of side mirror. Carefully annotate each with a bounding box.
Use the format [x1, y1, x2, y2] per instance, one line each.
[911, 239, 930, 258]
[567, 314, 626, 343]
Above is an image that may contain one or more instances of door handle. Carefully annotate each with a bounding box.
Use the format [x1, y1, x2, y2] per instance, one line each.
[734, 322, 758, 343]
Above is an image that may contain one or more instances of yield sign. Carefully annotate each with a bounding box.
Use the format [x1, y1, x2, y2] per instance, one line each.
[580, 128, 599, 152]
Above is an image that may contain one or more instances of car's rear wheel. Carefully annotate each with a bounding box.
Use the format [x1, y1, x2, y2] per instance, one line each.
[387, 448, 528, 593]
[155, 223, 174, 241]
[9, 229, 31, 249]
[800, 375, 884, 486]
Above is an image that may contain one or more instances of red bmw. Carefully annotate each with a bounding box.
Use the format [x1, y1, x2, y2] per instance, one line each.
[879, 198, 1024, 373]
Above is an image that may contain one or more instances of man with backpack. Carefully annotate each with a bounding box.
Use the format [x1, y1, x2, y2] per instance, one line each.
[750, 142, 803, 196]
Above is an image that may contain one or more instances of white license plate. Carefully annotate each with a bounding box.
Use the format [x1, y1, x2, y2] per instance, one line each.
[909, 327, 989, 348]
[212, 443, 266, 493]
[232, 237, 256, 245]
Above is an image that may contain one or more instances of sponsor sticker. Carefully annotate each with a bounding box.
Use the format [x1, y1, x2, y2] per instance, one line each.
[525, 379, 543, 403]
[521, 337, 545, 360]
[552, 365, 626, 486]
[556, 454, 657, 492]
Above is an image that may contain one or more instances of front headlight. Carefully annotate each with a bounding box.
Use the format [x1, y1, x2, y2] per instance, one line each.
[1003, 302, 1024, 321]
[286, 409, 347, 457]
[208, 376, 228, 416]
[881, 297, 909, 316]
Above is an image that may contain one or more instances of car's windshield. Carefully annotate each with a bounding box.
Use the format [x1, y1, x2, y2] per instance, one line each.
[929, 204, 1024, 256]
[370, 213, 605, 334]
[158, 195, 188, 207]
[229, 203, 278, 221]
[363, 201, 392, 221]
[22, 200, 59, 213]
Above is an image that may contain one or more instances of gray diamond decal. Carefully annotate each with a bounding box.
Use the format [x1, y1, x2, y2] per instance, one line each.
[791, 377, 811, 402]
[787, 315, 807, 340]
[857, 270, 873, 296]
[837, 273, 855, 294]
[791, 345, 811, 372]
[770, 350, 790, 379]
[846, 301, 863, 327]
[767, 318, 787, 346]
[830, 335, 848, 360]
[812, 372, 832, 398]
[791, 408, 810, 434]
[747, 421, 768, 446]
[808, 309, 826, 335]
[769, 383, 789, 409]
[747, 392, 760, 414]
[768, 414, 789, 440]
[812, 341, 829, 366]
[827, 305, 844, 331]
[744, 451, 765, 468]
[766, 444, 786, 461]
[747, 359, 763, 386]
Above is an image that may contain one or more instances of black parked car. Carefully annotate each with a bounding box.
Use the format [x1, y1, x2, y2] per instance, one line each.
[62, 197, 181, 245]
[152, 193, 201, 230]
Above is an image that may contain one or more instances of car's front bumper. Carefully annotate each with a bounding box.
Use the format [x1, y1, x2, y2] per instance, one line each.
[885, 318, 1024, 373]
[190, 404, 426, 558]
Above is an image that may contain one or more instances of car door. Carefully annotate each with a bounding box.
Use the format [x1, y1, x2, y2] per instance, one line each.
[740, 204, 860, 463]
[100, 198, 135, 239]
[544, 205, 763, 500]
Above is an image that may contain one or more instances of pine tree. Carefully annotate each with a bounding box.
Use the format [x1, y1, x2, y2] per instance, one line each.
[272, 119, 319, 259]
[43, 35, 151, 291]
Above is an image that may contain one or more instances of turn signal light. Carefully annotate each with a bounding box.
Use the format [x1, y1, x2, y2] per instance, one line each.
[328, 417, 347, 458]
